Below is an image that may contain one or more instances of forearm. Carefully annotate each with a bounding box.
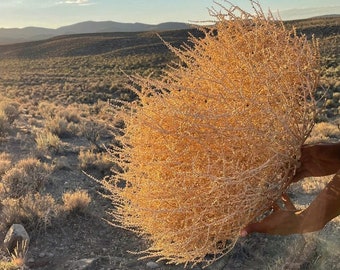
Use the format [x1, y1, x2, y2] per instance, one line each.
[297, 171, 340, 233]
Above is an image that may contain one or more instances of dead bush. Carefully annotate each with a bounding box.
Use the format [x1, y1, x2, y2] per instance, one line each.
[45, 115, 69, 137]
[81, 121, 106, 150]
[38, 101, 57, 119]
[0, 152, 12, 176]
[1, 158, 51, 198]
[35, 131, 63, 153]
[58, 106, 81, 123]
[1, 193, 59, 230]
[62, 190, 91, 213]
[78, 149, 111, 174]
[0, 101, 20, 124]
[0, 111, 10, 137]
[39, 103, 81, 137]
[104, 1, 319, 266]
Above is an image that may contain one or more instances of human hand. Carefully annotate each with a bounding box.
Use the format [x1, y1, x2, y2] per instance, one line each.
[241, 143, 340, 236]
[292, 143, 340, 182]
[240, 193, 303, 236]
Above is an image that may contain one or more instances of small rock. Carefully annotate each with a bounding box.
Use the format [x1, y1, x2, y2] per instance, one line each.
[39, 252, 46, 258]
[4, 224, 30, 254]
[27, 258, 35, 263]
[46, 252, 54, 258]
[146, 261, 159, 269]
[53, 156, 71, 170]
[67, 258, 98, 270]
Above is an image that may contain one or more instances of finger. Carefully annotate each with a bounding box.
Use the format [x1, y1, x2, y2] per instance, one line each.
[281, 193, 297, 210]
[240, 229, 248, 237]
[242, 222, 268, 235]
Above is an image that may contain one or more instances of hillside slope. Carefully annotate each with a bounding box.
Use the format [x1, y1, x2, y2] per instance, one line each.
[0, 16, 338, 60]
[0, 21, 192, 45]
[0, 29, 203, 59]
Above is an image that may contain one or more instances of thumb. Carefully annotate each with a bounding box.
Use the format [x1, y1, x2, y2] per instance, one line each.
[240, 222, 267, 236]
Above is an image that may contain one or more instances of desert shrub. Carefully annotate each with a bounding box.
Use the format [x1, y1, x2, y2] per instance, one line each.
[38, 101, 57, 119]
[0, 111, 10, 137]
[62, 190, 91, 213]
[0, 101, 20, 124]
[1, 158, 51, 198]
[0, 152, 12, 176]
[58, 106, 81, 123]
[41, 104, 81, 137]
[78, 149, 111, 174]
[78, 149, 97, 169]
[81, 121, 106, 150]
[1, 193, 59, 230]
[45, 115, 69, 137]
[35, 131, 63, 153]
[103, 2, 320, 266]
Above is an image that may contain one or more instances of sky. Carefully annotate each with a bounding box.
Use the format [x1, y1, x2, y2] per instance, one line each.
[0, 0, 339, 29]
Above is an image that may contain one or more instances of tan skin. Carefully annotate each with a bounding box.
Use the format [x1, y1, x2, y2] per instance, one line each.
[241, 142, 340, 236]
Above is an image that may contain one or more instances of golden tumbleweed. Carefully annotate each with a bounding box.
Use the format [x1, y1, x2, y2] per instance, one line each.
[103, 1, 320, 267]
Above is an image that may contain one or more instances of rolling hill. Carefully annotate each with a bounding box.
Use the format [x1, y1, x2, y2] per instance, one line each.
[0, 28, 204, 59]
[0, 21, 192, 45]
[0, 16, 338, 60]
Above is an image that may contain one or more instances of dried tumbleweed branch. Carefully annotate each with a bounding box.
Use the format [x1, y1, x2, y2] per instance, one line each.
[103, 1, 320, 267]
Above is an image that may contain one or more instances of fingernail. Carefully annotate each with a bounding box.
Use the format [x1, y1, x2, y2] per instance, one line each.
[240, 230, 247, 237]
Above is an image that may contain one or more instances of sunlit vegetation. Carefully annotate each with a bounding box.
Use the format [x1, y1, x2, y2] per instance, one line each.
[0, 31, 193, 106]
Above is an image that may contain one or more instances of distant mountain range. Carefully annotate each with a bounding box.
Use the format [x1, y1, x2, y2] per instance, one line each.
[0, 21, 192, 45]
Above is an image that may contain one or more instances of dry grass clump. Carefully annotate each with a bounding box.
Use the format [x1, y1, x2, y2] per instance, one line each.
[9, 240, 28, 269]
[38, 102, 81, 138]
[0, 97, 20, 136]
[0, 111, 10, 137]
[37, 101, 57, 119]
[62, 190, 91, 213]
[78, 149, 112, 173]
[44, 114, 80, 138]
[45, 115, 70, 137]
[1, 158, 51, 198]
[1, 193, 59, 230]
[0, 152, 12, 176]
[0, 100, 20, 124]
[35, 131, 63, 153]
[81, 120, 107, 150]
[103, 2, 320, 267]
[58, 106, 81, 124]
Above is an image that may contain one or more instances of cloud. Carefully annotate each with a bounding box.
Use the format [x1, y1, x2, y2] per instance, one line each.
[57, 0, 94, 6]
